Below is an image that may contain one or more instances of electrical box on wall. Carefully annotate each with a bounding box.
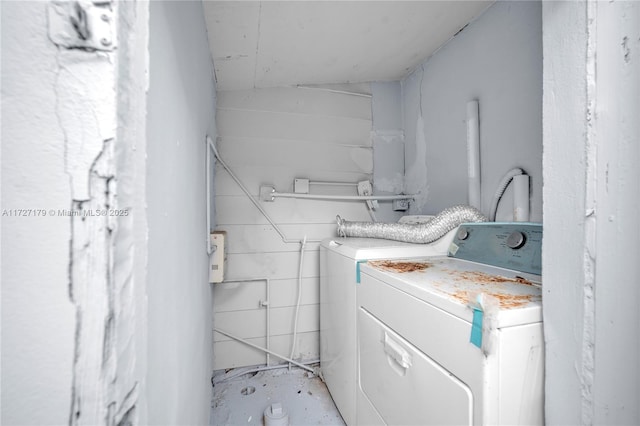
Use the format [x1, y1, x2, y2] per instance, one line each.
[294, 178, 310, 194]
[209, 231, 227, 283]
[393, 198, 409, 211]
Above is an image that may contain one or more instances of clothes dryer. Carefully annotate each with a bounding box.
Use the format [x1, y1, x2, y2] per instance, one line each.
[319, 227, 457, 426]
[357, 223, 544, 425]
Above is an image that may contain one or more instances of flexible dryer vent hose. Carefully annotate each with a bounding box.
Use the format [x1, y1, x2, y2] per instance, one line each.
[336, 205, 487, 244]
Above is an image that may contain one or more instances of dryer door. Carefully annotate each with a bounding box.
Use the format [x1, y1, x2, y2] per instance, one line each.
[358, 308, 473, 425]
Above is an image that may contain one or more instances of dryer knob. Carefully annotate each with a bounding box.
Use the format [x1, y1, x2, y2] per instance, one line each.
[506, 231, 526, 249]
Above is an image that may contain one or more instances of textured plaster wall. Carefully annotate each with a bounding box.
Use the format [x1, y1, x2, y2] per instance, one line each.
[1, 2, 75, 423]
[114, 2, 151, 423]
[146, 1, 217, 424]
[543, 1, 640, 424]
[2, 1, 150, 424]
[402, 1, 542, 220]
[2, 1, 215, 424]
[541, 2, 589, 422]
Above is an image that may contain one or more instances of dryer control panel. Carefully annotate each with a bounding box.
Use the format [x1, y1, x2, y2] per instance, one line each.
[448, 222, 542, 275]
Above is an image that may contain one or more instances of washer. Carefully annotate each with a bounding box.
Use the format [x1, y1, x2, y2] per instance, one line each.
[357, 223, 544, 425]
[320, 224, 457, 426]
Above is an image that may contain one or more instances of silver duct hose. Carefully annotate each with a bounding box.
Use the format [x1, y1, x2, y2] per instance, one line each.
[336, 205, 487, 244]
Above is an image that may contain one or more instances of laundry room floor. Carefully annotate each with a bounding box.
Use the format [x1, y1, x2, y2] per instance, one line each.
[210, 364, 345, 425]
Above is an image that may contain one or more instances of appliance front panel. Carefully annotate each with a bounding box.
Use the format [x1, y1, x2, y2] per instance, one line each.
[359, 308, 473, 425]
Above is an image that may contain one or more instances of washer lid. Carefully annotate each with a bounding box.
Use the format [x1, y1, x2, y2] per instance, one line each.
[361, 257, 542, 328]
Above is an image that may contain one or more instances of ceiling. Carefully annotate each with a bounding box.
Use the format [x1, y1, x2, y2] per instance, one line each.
[203, 1, 494, 91]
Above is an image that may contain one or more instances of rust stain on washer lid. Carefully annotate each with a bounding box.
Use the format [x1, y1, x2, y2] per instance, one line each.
[450, 290, 538, 309]
[446, 270, 536, 286]
[367, 260, 540, 309]
[444, 270, 541, 309]
[368, 260, 432, 273]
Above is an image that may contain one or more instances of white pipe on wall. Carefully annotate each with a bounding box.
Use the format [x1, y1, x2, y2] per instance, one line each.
[207, 136, 318, 244]
[289, 236, 307, 366]
[212, 359, 320, 386]
[214, 327, 316, 374]
[466, 100, 481, 210]
[309, 181, 358, 187]
[267, 191, 413, 202]
[513, 174, 530, 222]
[206, 136, 214, 255]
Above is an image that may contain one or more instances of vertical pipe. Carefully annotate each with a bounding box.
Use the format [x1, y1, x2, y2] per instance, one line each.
[513, 174, 530, 222]
[289, 237, 307, 369]
[466, 100, 481, 211]
[266, 278, 270, 366]
[206, 136, 214, 254]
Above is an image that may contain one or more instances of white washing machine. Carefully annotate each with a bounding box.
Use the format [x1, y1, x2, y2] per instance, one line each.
[320, 222, 457, 426]
[357, 223, 544, 425]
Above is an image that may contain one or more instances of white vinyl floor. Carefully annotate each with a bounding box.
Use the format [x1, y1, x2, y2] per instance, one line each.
[210, 364, 345, 426]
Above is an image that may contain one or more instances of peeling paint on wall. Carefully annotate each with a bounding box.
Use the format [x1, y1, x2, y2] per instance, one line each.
[1, 1, 149, 424]
[50, 4, 139, 425]
[55, 50, 116, 201]
[372, 131, 404, 194]
[370, 81, 405, 222]
[67, 138, 116, 425]
[373, 174, 404, 194]
[405, 114, 429, 213]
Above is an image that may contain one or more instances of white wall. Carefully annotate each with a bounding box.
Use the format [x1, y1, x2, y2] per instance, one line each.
[1, 3, 75, 423]
[2, 1, 150, 424]
[146, 1, 216, 424]
[371, 81, 405, 223]
[542, 1, 640, 424]
[401, 1, 542, 221]
[213, 86, 373, 369]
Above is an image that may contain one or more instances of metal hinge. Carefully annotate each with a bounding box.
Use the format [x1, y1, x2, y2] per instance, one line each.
[48, 1, 116, 52]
